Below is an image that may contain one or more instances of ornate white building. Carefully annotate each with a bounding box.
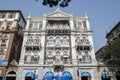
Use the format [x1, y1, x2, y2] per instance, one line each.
[17, 9, 98, 80]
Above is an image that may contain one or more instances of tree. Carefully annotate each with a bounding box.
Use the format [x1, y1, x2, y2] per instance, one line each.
[35, 0, 71, 7]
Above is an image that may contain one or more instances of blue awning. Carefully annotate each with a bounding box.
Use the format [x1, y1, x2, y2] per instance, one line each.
[43, 76, 72, 80]
[81, 72, 91, 77]
[43, 76, 54, 80]
[25, 72, 35, 79]
[62, 71, 72, 76]
[44, 72, 54, 77]
[0, 61, 8, 65]
[61, 76, 72, 80]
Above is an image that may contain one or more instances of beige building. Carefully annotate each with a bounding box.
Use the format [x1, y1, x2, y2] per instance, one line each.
[0, 10, 26, 80]
[17, 9, 98, 80]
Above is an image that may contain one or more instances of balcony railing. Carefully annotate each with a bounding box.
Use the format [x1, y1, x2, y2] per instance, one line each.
[47, 43, 69, 47]
[24, 61, 39, 64]
[47, 26, 69, 30]
[26, 42, 41, 46]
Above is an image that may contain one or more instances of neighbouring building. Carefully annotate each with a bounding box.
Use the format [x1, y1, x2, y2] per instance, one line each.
[16, 9, 98, 80]
[0, 10, 26, 80]
[96, 21, 120, 80]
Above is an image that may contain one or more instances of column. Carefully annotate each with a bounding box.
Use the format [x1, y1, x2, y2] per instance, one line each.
[39, 33, 45, 64]
[38, 67, 44, 80]
[73, 67, 78, 80]
[42, 15, 46, 30]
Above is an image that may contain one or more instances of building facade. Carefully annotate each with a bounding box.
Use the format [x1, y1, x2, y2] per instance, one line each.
[0, 10, 26, 80]
[17, 9, 98, 80]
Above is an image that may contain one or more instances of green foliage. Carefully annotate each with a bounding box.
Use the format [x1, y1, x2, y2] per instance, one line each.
[36, 0, 71, 7]
[99, 39, 120, 66]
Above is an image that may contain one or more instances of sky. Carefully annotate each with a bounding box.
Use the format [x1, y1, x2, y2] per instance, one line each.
[0, 0, 120, 52]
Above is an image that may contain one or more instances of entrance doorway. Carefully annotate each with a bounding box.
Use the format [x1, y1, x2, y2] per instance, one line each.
[6, 71, 16, 80]
[101, 70, 111, 80]
[116, 71, 120, 80]
[81, 76, 91, 80]
[25, 72, 35, 80]
[81, 72, 91, 80]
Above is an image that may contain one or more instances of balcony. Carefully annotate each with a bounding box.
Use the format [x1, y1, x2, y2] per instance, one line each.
[47, 25, 69, 30]
[24, 61, 39, 64]
[26, 42, 41, 46]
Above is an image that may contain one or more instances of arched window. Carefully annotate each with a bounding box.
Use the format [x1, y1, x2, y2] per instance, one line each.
[33, 21, 39, 30]
[83, 36, 89, 44]
[78, 49, 82, 55]
[55, 36, 61, 46]
[55, 51, 61, 63]
[48, 36, 54, 45]
[75, 37, 82, 44]
[47, 50, 53, 57]
[34, 37, 40, 44]
[1, 35, 8, 46]
[84, 50, 91, 63]
[6, 71, 16, 80]
[63, 50, 69, 63]
[6, 21, 13, 29]
[27, 36, 33, 44]
[62, 36, 69, 45]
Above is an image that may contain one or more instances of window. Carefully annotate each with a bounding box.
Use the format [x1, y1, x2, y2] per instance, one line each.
[34, 37, 40, 44]
[63, 57, 68, 62]
[0, 21, 3, 27]
[27, 37, 33, 44]
[78, 55, 83, 62]
[1, 35, 8, 46]
[31, 56, 39, 61]
[83, 37, 89, 44]
[48, 50, 53, 56]
[26, 47, 32, 51]
[48, 36, 54, 45]
[56, 51, 60, 55]
[8, 13, 16, 18]
[6, 22, 13, 29]
[62, 36, 68, 45]
[33, 47, 39, 51]
[56, 36, 61, 46]
[0, 54, 4, 60]
[33, 21, 39, 30]
[78, 50, 82, 55]
[76, 37, 82, 44]
[25, 55, 31, 62]
[0, 13, 6, 18]
[78, 22, 82, 29]
[84, 50, 91, 63]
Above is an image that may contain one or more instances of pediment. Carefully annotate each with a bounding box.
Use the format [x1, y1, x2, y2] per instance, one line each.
[45, 8, 72, 18]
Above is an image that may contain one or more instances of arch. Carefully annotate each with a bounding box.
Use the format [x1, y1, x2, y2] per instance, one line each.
[81, 72, 91, 77]
[6, 71, 16, 80]
[62, 71, 72, 76]
[7, 71, 16, 76]
[27, 36, 33, 43]
[44, 71, 54, 77]
[62, 71, 72, 80]
[25, 72, 35, 79]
